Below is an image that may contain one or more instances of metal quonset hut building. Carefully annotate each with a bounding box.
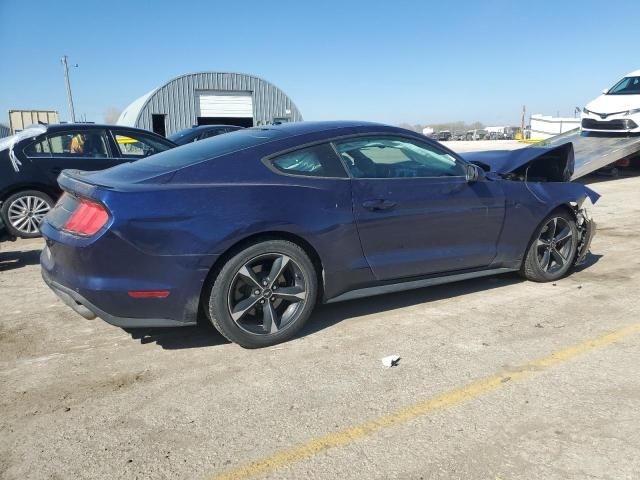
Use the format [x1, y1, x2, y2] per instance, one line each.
[117, 72, 303, 136]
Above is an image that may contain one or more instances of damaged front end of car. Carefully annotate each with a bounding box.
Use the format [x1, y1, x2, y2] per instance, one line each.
[574, 204, 596, 266]
[462, 142, 599, 267]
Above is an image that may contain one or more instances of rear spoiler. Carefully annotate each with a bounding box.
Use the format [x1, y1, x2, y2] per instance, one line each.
[57, 169, 104, 199]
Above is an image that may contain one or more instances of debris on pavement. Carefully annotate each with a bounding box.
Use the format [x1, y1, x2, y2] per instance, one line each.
[381, 355, 401, 368]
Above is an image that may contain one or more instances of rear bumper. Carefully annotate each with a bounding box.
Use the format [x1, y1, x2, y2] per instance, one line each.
[42, 269, 195, 328]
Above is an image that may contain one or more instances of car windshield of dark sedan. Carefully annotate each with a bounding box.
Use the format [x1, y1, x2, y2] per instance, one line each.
[608, 76, 640, 95]
[132, 128, 287, 170]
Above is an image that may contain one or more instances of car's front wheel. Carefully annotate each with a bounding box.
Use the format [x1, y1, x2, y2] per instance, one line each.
[521, 210, 579, 282]
[207, 240, 318, 348]
[1, 190, 54, 238]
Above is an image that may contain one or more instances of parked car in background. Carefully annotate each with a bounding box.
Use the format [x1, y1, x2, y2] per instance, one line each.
[0, 124, 176, 238]
[167, 125, 243, 146]
[41, 121, 597, 348]
[582, 69, 640, 133]
[437, 130, 452, 141]
[466, 129, 488, 140]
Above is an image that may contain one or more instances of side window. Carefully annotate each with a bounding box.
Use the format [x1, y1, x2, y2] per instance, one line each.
[271, 143, 347, 178]
[112, 132, 171, 157]
[333, 136, 465, 179]
[24, 137, 52, 157]
[45, 131, 109, 158]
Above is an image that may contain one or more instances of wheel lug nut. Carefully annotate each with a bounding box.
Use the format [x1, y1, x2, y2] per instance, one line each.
[260, 299, 265, 304]
[254, 290, 260, 296]
[272, 285, 277, 290]
[262, 281, 268, 286]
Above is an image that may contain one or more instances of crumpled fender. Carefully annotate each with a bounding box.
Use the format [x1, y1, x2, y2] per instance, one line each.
[525, 181, 600, 209]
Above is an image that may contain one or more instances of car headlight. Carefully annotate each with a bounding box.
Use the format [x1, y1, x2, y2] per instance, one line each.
[624, 108, 640, 116]
[583, 107, 593, 115]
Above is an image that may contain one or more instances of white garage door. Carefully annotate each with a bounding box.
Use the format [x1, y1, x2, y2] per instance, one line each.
[198, 92, 253, 118]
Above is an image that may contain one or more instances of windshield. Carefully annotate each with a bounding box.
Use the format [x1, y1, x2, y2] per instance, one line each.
[608, 76, 640, 95]
[130, 128, 287, 171]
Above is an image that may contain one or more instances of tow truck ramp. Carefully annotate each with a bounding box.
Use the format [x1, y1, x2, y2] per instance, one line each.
[533, 129, 640, 179]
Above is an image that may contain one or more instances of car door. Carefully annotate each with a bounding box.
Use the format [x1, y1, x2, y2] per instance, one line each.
[333, 135, 505, 281]
[109, 129, 174, 161]
[23, 129, 118, 184]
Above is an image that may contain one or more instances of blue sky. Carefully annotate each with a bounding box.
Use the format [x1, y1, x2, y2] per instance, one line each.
[1, 0, 638, 126]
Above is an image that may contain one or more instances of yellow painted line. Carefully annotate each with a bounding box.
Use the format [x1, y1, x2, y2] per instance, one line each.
[209, 324, 640, 480]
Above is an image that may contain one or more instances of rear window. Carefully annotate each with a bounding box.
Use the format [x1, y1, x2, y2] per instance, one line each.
[132, 128, 287, 170]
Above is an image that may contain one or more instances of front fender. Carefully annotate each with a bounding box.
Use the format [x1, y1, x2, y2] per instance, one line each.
[526, 182, 600, 210]
[493, 181, 600, 268]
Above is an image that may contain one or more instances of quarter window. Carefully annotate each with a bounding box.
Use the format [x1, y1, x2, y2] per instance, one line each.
[271, 143, 347, 178]
[333, 136, 465, 179]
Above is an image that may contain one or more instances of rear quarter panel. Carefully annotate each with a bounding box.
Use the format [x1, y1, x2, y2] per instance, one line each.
[96, 146, 370, 300]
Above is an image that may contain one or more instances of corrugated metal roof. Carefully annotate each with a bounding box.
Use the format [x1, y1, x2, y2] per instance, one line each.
[117, 72, 303, 135]
[116, 88, 158, 127]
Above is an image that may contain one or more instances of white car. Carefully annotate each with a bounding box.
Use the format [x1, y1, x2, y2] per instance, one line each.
[581, 70, 640, 133]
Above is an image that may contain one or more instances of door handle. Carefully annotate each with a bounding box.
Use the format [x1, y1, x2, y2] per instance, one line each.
[362, 199, 397, 211]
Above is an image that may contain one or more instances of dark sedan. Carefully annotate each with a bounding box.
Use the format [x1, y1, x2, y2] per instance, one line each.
[40, 121, 598, 348]
[167, 125, 243, 145]
[0, 123, 175, 238]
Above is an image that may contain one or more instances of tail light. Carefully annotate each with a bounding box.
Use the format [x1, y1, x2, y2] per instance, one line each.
[63, 198, 109, 236]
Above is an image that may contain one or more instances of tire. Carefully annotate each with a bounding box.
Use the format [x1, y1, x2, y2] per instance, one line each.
[1, 190, 55, 239]
[520, 210, 578, 282]
[207, 240, 318, 348]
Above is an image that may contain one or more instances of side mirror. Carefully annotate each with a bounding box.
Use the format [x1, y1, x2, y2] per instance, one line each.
[465, 164, 482, 182]
[602, 88, 609, 95]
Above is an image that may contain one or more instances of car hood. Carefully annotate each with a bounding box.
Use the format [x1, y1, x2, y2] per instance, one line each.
[586, 94, 640, 113]
[460, 143, 574, 180]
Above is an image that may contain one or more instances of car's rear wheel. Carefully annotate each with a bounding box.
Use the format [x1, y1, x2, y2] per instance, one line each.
[1, 190, 54, 238]
[521, 210, 578, 282]
[208, 240, 318, 348]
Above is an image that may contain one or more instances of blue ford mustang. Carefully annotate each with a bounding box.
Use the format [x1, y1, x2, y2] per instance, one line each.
[40, 121, 599, 348]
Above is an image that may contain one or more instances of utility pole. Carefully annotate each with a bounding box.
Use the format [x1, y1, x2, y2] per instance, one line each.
[520, 105, 526, 139]
[61, 55, 76, 123]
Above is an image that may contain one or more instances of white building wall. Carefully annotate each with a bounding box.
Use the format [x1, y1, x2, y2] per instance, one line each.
[530, 114, 580, 140]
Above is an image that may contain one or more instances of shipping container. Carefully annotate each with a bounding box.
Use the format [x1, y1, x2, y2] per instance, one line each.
[9, 110, 59, 133]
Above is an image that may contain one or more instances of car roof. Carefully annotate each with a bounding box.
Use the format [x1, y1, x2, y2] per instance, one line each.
[186, 125, 242, 131]
[254, 120, 385, 138]
[42, 123, 164, 135]
[625, 69, 640, 77]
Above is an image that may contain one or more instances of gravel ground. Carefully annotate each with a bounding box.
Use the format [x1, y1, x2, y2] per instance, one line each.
[1, 172, 639, 480]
